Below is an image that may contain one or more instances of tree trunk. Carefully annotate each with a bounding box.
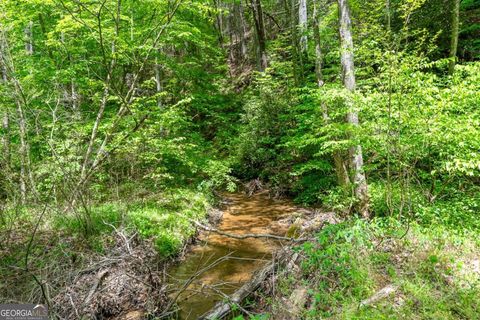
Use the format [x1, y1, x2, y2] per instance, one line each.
[298, 0, 308, 53]
[0, 41, 8, 168]
[239, 1, 248, 60]
[251, 0, 268, 71]
[314, 0, 350, 188]
[0, 42, 7, 82]
[24, 21, 33, 55]
[80, 71, 111, 182]
[227, 2, 235, 70]
[1, 27, 34, 203]
[213, 0, 225, 48]
[71, 80, 78, 113]
[313, 0, 323, 87]
[155, 55, 162, 108]
[337, 0, 369, 217]
[448, 0, 459, 75]
[2, 113, 9, 168]
[290, 0, 300, 83]
[16, 101, 28, 204]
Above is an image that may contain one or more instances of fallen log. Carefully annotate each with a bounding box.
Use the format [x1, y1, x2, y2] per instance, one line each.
[359, 284, 398, 307]
[199, 250, 298, 320]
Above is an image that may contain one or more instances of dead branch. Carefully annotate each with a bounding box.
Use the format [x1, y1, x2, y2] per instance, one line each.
[359, 284, 398, 308]
[199, 249, 298, 320]
[162, 253, 234, 315]
[203, 284, 254, 317]
[83, 269, 109, 306]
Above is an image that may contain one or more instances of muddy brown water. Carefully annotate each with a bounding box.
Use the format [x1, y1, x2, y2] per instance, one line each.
[166, 191, 299, 319]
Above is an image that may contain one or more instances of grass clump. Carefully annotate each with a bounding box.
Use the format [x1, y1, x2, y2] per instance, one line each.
[54, 188, 210, 257]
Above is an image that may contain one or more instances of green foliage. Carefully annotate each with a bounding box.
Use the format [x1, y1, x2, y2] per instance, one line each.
[1, 0, 480, 316]
[54, 203, 123, 237]
[53, 189, 210, 256]
[282, 217, 480, 319]
[415, 192, 480, 232]
[128, 189, 210, 257]
[298, 221, 374, 317]
[234, 68, 295, 180]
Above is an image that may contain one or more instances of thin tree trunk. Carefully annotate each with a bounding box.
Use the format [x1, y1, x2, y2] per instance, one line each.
[337, 0, 369, 217]
[251, 0, 268, 71]
[14, 85, 37, 201]
[155, 54, 162, 108]
[290, 0, 300, 83]
[2, 113, 10, 168]
[0, 40, 7, 82]
[0, 41, 8, 167]
[0, 45, 10, 168]
[25, 21, 33, 55]
[213, 0, 225, 47]
[1, 27, 35, 203]
[80, 72, 112, 182]
[239, 1, 248, 60]
[71, 80, 78, 112]
[298, 0, 308, 53]
[448, 0, 459, 75]
[313, 0, 323, 87]
[227, 2, 236, 69]
[80, 0, 122, 183]
[16, 101, 28, 204]
[314, 0, 350, 187]
[60, 31, 80, 114]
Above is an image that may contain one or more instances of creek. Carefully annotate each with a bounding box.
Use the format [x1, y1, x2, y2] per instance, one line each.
[167, 191, 299, 319]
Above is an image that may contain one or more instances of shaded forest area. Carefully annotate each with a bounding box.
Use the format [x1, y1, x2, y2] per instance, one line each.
[0, 0, 479, 319]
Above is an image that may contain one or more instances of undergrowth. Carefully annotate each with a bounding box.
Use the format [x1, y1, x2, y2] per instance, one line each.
[249, 189, 480, 320]
[53, 188, 211, 257]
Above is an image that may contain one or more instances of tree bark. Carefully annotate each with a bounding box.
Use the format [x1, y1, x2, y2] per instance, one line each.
[337, 0, 369, 217]
[1, 27, 35, 203]
[448, 0, 459, 75]
[298, 0, 308, 53]
[80, 72, 112, 182]
[0, 40, 7, 82]
[155, 55, 162, 108]
[24, 21, 33, 55]
[251, 0, 268, 71]
[314, 0, 350, 188]
[290, 0, 300, 83]
[213, 0, 225, 48]
[16, 101, 28, 204]
[2, 113, 10, 168]
[239, 1, 248, 60]
[0, 41, 8, 168]
[313, 0, 323, 87]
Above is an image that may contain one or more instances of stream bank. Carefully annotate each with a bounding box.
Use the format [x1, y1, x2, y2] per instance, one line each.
[49, 190, 327, 320]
